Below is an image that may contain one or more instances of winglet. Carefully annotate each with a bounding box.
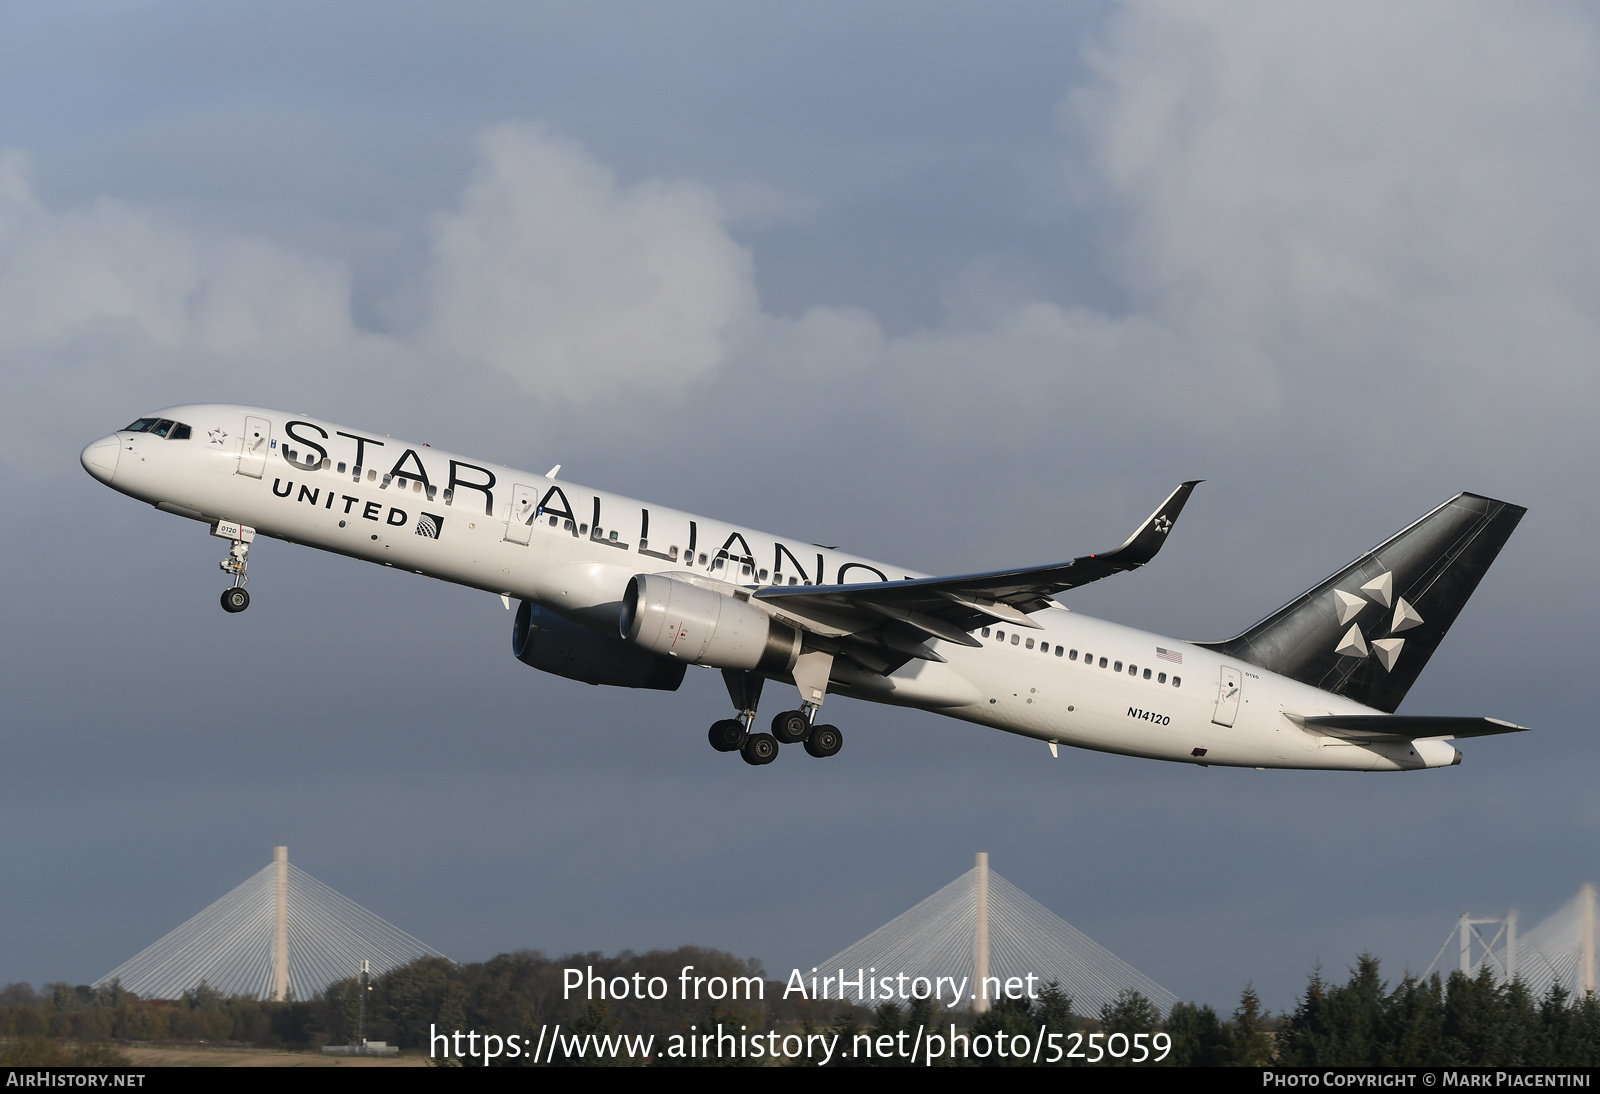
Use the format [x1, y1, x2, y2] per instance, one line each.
[1104, 480, 1202, 567]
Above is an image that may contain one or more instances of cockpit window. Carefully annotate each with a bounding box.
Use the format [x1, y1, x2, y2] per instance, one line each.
[169, 423, 191, 440]
[150, 419, 176, 438]
[124, 418, 160, 432]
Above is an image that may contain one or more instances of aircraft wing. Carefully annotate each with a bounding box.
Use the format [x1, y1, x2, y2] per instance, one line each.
[753, 481, 1200, 661]
[1288, 714, 1530, 743]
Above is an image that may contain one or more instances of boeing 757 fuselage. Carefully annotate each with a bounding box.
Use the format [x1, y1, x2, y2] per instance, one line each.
[81, 405, 1529, 770]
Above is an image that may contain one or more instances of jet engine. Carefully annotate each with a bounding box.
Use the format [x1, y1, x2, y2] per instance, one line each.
[514, 599, 685, 690]
[620, 573, 801, 673]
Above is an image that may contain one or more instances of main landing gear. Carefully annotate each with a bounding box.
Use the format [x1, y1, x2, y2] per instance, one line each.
[219, 536, 251, 613]
[711, 669, 843, 765]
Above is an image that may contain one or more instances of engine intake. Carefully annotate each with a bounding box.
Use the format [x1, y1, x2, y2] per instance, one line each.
[621, 573, 800, 673]
[514, 600, 685, 690]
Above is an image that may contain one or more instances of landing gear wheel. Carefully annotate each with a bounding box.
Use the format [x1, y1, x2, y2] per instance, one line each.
[804, 724, 843, 758]
[221, 587, 250, 613]
[708, 719, 747, 753]
[771, 709, 811, 744]
[740, 733, 779, 766]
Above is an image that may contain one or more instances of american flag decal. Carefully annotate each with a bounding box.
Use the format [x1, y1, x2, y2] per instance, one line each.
[1156, 647, 1183, 664]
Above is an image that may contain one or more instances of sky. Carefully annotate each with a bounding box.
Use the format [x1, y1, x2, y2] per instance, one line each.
[2, 1, 1599, 1014]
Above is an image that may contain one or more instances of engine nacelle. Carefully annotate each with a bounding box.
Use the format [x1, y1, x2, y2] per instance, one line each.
[513, 599, 685, 690]
[620, 573, 801, 673]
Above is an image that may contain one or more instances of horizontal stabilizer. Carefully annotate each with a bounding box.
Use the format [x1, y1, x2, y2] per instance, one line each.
[1288, 714, 1529, 743]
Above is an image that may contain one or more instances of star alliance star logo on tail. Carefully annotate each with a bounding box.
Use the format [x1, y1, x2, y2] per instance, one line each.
[1332, 570, 1424, 672]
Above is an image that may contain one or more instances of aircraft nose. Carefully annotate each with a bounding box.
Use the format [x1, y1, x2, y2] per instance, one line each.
[81, 435, 120, 484]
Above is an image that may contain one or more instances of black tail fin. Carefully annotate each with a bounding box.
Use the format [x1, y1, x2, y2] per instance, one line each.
[1197, 493, 1525, 713]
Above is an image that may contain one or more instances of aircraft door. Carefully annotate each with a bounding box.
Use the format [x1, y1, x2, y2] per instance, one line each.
[1211, 665, 1242, 727]
[503, 483, 539, 545]
[237, 416, 271, 478]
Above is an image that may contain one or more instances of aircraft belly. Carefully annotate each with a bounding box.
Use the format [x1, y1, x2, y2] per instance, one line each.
[532, 561, 639, 629]
[834, 659, 982, 709]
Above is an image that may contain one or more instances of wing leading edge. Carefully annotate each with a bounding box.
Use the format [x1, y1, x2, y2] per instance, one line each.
[752, 481, 1200, 663]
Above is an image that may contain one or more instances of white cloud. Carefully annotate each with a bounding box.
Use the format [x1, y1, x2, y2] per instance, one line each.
[1063, 1, 1600, 449]
[424, 122, 757, 401]
[0, 148, 355, 357]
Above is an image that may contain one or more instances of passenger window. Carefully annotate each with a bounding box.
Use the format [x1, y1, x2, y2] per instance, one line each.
[396, 477, 406, 489]
[788, 576, 798, 585]
[1143, 668, 1152, 679]
[996, 630, 1005, 642]
[443, 488, 453, 503]
[414, 481, 422, 493]
[1114, 661, 1122, 672]
[321, 458, 330, 469]
[712, 557, 724, 569]
[698, 553, 707, 564]
[668, 546, 679, 560]
[614, 532, 622, 542]
[580, 523, 589, 535]
[367, 469, 376, 482]
[1128, 664, 1137, 675]
[1098, 657, 1107, 668]
[1158, 672, 1167, 683]
[1173, 676, 1182, 687]
[426, 485, 436, 499]
[1025, 638, 1035, 649]
[981, 627, 991, 638]
[337, 462, 347, 473]
[1010, 634, 1019, 645]
[549, 516, 558, 526]
[123, 418, 159, 432]
[1069, 650, 1078, 661]
[169, 423, 192, 440]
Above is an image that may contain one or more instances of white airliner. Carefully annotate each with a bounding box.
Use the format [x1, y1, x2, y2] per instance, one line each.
[81, 405, 1529, 770]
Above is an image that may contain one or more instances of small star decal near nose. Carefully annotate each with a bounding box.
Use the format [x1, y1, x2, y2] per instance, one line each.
[208, 428, 228, 445]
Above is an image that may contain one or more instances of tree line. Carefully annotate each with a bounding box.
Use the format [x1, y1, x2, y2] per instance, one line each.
[4, 949, 1600, 1065]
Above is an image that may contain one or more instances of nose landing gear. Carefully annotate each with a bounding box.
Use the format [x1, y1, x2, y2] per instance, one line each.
[217, 527, 252, 613]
